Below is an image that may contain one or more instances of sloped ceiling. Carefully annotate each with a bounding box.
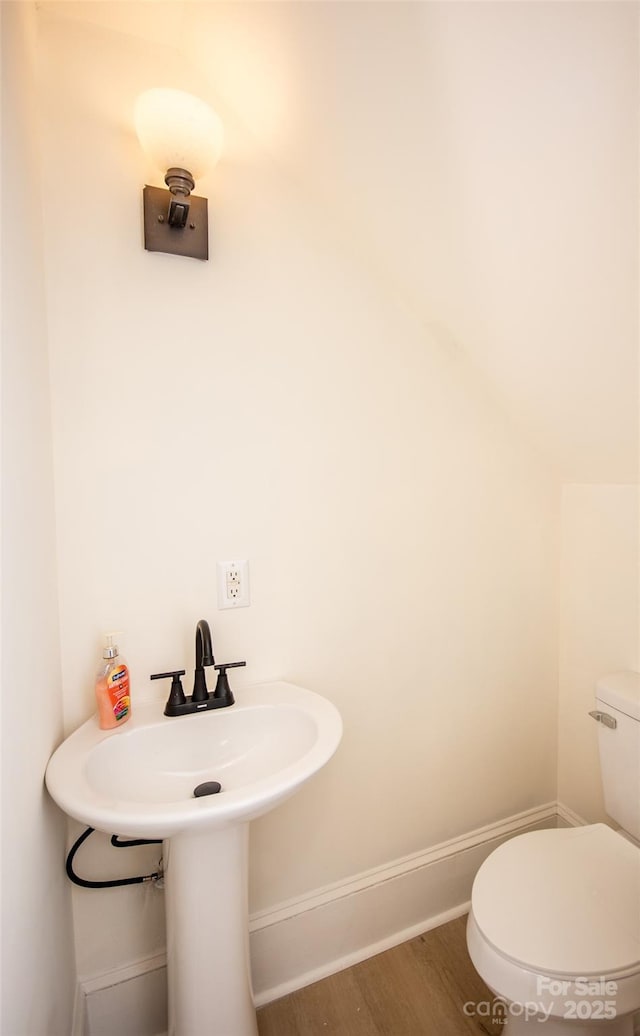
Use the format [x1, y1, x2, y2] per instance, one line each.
[39, 1, 639, 482]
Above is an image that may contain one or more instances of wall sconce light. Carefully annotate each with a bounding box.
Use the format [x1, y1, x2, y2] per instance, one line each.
[134, 88, 223, 261]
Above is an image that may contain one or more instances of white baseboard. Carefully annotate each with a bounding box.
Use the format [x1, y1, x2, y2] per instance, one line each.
[76, 953, 167, 1036]
[250, 800, 558, 1004]
[77, 801, 562, 1036]
[556, 801, 589, 828]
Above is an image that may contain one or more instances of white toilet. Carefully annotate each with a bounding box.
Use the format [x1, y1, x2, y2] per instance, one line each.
[467, 672, 640, 1036]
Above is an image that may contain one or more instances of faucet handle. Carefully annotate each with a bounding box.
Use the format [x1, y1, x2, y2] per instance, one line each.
[150, 670, 187, 710]
[212, 661, 246, 704]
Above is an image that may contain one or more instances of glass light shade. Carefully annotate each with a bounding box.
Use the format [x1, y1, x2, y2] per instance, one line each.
[134, 88, 223, 181]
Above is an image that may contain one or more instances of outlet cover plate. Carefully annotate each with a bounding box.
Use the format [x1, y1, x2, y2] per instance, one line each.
[217, 560, 250, 609]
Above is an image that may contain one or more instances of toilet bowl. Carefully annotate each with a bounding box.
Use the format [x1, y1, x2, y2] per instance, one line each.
[467, 824, 640, 1035]
[467, 673, 640, 1036]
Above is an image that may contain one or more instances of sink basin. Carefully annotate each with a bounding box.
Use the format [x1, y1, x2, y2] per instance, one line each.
[46, 680, 342, 839]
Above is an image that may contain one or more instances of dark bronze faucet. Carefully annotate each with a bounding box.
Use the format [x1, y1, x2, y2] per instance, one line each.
[150, 618, 246, 717]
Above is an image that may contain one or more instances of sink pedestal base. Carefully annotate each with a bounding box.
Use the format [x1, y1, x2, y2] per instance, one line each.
[164, 823, 258, 1036]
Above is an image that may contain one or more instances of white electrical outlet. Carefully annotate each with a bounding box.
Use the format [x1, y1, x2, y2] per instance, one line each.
[217, 560, 250, 609]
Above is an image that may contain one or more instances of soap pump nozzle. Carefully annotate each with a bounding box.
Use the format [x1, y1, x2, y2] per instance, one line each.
[103, 632, 122, 660]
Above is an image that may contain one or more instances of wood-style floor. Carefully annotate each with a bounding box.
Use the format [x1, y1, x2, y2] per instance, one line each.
[257, 914, 503, 1036]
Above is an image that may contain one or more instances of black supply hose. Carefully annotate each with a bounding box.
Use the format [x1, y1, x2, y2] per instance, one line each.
[110, 834, 162, 849]
[66, 826, 162, 889]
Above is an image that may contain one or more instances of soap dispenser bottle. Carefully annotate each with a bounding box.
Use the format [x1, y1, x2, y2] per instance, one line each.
[95, 633, 131, 729]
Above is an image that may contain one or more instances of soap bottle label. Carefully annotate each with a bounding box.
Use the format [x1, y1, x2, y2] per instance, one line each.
[108, 665, 130, 723]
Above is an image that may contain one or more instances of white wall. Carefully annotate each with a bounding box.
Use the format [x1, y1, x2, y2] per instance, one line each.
[0, 3, 76, 1032]
[36, 7, 559, 985]
[179, 0, 639, 484]
[558, 484, 639, 822]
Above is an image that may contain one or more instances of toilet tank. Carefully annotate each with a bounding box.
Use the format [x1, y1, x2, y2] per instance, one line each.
[594, 672, 640, 840]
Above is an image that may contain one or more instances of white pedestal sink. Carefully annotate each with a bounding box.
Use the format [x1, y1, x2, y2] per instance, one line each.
[46, 681, 342, 1036]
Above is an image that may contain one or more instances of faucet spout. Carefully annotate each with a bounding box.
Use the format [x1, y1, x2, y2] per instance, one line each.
[195, 619, 214, 668]
[193, 619, 215, 701]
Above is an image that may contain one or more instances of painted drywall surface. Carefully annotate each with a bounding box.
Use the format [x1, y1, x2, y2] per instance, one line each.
[39, 0, 639, 485]
[0, 3, 77, 1032]
[37, 12, 558, 978]
[180, 0, 639, 484]
[558, 485, 639, 822]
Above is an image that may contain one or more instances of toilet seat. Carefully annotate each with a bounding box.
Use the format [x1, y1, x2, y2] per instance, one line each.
[467, 910, 640, 1026]
[471, 824, 640, 979]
